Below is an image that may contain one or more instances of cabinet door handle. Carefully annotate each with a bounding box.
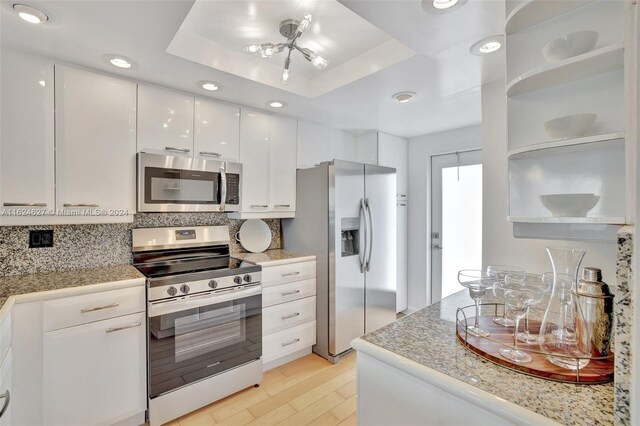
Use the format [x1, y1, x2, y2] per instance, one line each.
[3, 202, 47, 207]
[282, 312, 300, 320]
[281, 289, 301, 296]
[81, 302, 119, 313]
[0, 390, 9, 418]
[64, 203, 99, 208]
[106, 321, 142, 333]
[397, 194, 407, 198]
[282, 338, 300, 347]
[274, 204, 291, 208]
[250, 205, 268, 208]
[165, 146, 191, 153]
[282, 271, 300, 277]
[200, 151, 221, 157]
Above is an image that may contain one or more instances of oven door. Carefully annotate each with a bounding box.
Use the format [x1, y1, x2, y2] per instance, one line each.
[147, 285, 262, 398]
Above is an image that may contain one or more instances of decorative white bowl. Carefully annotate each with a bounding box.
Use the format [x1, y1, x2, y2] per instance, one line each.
[544, 113, 597, 140]
[539, 194, 601, 218]
[542, 31, 599, 64]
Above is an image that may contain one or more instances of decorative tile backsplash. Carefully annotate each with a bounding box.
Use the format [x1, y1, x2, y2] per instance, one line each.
[0, 213, 281, 277]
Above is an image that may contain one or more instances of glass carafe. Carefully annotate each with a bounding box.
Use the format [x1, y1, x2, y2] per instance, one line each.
[539, 248, 592, 370]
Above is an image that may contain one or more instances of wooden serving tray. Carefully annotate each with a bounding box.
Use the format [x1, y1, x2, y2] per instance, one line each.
[456, 315, 614, 384]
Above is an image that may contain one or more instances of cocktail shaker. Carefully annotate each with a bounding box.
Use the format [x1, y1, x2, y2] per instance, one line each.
[576, 267, 614, 356]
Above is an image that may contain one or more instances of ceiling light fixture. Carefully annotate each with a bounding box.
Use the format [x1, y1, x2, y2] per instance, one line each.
[267, 100, 287, 108]
[392, 92, 417, 103]
[199, 80, 220, 91]
[102, 54, 137, 70]
[244, 13, 328, 85]
[470, 35, 505, 55]
[422, 0, 468, 14]
[12, 4, 48, 24]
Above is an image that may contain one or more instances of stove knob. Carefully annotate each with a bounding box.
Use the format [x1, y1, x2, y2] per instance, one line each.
[180, 284, 190, 294]
[208, 280, 218, 289]
[244, 275, 252, 283]
[167, 286, 177, 297]
[234, 276, 243, 284]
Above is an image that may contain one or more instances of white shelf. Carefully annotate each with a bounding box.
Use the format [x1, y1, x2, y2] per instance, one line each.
[506, 44, 624, 97]
[508, 132, 625, 157]
[508, 216, 626, 225]
[505, 0, 593, 35]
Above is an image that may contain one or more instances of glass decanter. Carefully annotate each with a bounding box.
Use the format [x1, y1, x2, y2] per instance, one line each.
[539, 248, 592, 370]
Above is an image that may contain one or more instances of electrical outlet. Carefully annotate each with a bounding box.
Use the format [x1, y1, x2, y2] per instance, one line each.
[29, 230, 53, 248]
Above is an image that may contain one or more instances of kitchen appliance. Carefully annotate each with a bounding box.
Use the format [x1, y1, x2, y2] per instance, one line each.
[282, 160, 397, 362]
[577, 267, 614, 357]
[132, 226, 262, 426]
[137, 152, 242, 212]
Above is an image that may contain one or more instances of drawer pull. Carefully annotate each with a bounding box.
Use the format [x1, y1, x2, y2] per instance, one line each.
[281, 289, 301, 296]
[200, 151, 222, 157]
[64, 203, 99, 208]
[106, 321, 142, 333]
[3, 202, 47, 207]
[81, 302, 119, 313]
[0, 390, 9, 418]
[251, 205, 269, 208]
[207, 361, 221, 368]
[282, 338, 300, 347]
[282, 312, 300, 320]
[274, 204, 291, 208]
[282, 271, 300, 277]
[165, 146, 191, 153]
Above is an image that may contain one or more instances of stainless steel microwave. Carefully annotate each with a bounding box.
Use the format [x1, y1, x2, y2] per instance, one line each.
[137, 152, 242, 213]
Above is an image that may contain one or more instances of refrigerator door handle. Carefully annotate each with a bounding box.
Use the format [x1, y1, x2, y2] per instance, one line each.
[365, 197, 374, 272]
[359, 198, 368, 273]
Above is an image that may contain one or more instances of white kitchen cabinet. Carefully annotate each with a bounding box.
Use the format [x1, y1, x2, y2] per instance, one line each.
[329, 129, 358, 162]
[378, 132, 408, 198]
[0, 349, 12, 426]
[138, 85, 194, 156]
[297, 120, 329, 168]
[55, 66, 137, 214]
[270, 115, 297, 213]
[43, 311, 146, 425]
[194, 99, 240, 161]
[397, 201, 408, 312]
[0, 49, 55, 215]
[239, 109, 271, 212]
[357, 132, 378, 165]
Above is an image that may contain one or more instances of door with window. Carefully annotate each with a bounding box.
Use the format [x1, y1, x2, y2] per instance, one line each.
[431, 150, 483, 303]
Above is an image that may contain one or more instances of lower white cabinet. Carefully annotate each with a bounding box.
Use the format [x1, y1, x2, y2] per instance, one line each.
[43, 311, 146, 425]
[0, 349, 12, 426]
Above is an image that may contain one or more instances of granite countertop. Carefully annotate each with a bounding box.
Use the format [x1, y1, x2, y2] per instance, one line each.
[233, 249, 316, 267]
[0, 264, 145, 312]
[356, 290, 613, 425]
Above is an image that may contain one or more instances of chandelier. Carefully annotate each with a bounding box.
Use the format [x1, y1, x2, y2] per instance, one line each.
[243, 13, 328, 85]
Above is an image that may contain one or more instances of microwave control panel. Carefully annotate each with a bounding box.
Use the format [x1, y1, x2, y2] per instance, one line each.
[226, 174, 240, 205]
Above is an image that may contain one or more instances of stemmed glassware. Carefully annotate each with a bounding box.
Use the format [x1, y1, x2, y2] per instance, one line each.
[487, 265, 525, 327]
[457, 270, 496, 337]
[496, 273, 546, 363]
[515, 273, 552, 344]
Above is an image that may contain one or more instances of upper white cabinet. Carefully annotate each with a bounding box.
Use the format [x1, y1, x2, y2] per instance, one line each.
[137, 85, 194, 156]
[297, 120, 329, 168]
[55, 66, 137, 213]
[357, 132, 378, 165]
[0, 49, 54, 215]
[378, 132, 408, 198]
[329, 129, 358, 162]
[194, 99, 240, 161]
[270, 115, 297, 213]
[238, 109, 271, 213]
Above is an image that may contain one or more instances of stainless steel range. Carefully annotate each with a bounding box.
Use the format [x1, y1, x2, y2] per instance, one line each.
[132, 226, 263, 426]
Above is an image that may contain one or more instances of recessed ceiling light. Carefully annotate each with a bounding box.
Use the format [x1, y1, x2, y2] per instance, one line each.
[422, 0, 467, 14]
[470, 35, 505, 55]
[267, 100, 287, 108]
[199, 80, 220, 91]
[392, 92, 416, 104]
[13, 4, 48, 24]
[102, 54, 137, 70]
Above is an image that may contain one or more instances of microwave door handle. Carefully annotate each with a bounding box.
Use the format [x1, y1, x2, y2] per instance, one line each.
[219, 163, 227, 212]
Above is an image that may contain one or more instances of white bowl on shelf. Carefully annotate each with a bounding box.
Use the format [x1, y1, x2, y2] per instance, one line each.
[539, 194, 601, 218]
[542, 30, 599, 64]
[543, 113, 597, 140]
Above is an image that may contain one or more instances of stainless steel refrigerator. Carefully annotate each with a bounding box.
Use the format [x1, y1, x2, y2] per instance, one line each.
[282, 160, 397, 362]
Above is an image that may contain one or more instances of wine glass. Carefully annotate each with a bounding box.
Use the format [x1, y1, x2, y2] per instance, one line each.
[458, 270, 496, 337]
[487, 265, 525, 326]
[497, 274, 545, 363]
[515, 273, 552, 344]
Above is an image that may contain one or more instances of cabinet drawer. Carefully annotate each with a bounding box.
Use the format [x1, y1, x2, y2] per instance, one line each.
[263, 321, 316, 363]
[263, 279, 316, 307]
[263, 296, 316, 335]
[43, 286, 145, 332]
[262, 261, 316, 287]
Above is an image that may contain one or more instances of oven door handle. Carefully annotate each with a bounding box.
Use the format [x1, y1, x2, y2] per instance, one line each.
[148, 285, 261, 317]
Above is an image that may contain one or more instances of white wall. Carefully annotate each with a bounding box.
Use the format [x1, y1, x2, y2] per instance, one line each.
[482, 80, 617, 284]
[407, 125, 483, 311]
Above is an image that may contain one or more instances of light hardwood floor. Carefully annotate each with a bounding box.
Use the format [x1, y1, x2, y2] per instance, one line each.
[166, 352, 357, 426]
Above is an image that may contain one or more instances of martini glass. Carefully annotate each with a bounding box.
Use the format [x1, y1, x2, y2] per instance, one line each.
[458, 270, 495, 337]
[487, 265, 525, 326]
[497, 274, 545, 363]
[516, 273, 552, 344]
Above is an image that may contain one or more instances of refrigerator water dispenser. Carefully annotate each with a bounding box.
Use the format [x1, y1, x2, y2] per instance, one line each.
[341, 217, 360, 257]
